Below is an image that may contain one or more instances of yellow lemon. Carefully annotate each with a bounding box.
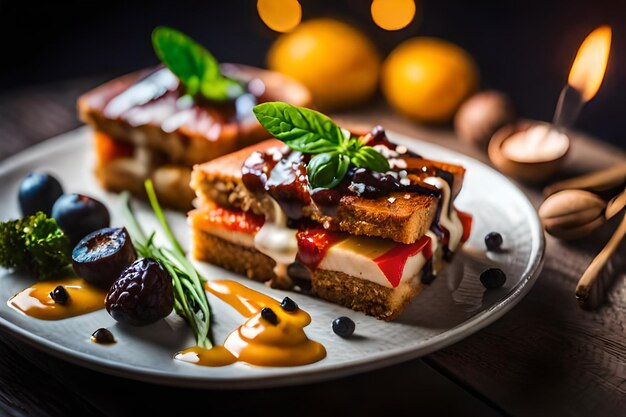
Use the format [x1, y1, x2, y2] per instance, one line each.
[268, 18, 381, 111]
[382, 37, 479, 123]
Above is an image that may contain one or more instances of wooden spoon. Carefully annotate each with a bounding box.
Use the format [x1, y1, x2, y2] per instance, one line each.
[575, 212, 626, 310]
[605, 187, 626, 220]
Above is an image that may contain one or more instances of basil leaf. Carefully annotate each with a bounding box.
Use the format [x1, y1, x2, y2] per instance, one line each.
[200, 76, 245, 101]
[253, 102, 345, 153]
[350, 146, 390, 173]
[307, 152, 350, 189]
[152, 26, 242, 101]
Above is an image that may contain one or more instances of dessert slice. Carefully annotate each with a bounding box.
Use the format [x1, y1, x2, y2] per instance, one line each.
[78, 28, 310, 210]
[189, 103, 472, 320]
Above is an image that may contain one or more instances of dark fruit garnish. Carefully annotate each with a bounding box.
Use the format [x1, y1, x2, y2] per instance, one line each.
[91, 328, 115, 344]
[50, 286, 70, 305]
[72, 227, 137, 289]
[261, 307, 279, 325]
[480, 268, 507, 289]
[105, 258, 174, 326]
[18, 172, 64, 216]
[332, 316, 355, 338]
[52, 194, 110, 246]
[280, 297, 298, 312]
[484, 232, 503, 251]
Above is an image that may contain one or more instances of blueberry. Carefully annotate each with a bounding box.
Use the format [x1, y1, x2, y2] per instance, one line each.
[72, 227, 137, 289]
[18, 172, 64, 216]
[91, 328, 115, 344]
[484, 232, 503, 251]
[332, 316, 355, 338]
[480, 268, 507, 289]
[280, 297, 299, 312]
[50, 285, 70, 305]
[52, 194, 110, 246]
[261, 307, 279, 325]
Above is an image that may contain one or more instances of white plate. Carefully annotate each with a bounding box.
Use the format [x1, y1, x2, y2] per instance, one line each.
[0, 127, 544, 388]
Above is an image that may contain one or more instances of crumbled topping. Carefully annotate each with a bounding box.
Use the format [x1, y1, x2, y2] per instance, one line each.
[400, 178, 411, 186]
[387, 197, 396, 203]
[373, 144, 399, 159]
[404, 193, 411, 199]
[271, 149, 283, 162]
[348, 182, 366, 195]
[355, 168, 366, 174]
[421, 166, 429, 173]
[323, 220, 331, 229]
[389, 158, 408, 170]
[396, 145, 408, 154]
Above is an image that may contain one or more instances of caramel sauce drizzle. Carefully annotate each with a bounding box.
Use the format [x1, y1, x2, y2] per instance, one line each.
[8, 278, 106, 320]
[175, 280, 326, 367]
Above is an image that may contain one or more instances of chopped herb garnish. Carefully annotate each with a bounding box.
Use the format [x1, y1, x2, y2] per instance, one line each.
[253, 102, 390, 189]
[121, 181, 213, 348]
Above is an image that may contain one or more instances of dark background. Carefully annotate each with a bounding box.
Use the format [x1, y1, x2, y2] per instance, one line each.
[0, 0, 624, 148]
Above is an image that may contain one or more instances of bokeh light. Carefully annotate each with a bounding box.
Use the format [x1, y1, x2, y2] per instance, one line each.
[257, 0, 302, 33]
[371, 0, 417, 31]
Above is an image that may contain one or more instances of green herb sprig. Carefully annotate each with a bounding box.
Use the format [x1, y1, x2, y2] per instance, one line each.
[0, 212, 71, 280]
[121, 181, 213, 349]
[252, 102, 390, 188]
[152, 26, 243, 102]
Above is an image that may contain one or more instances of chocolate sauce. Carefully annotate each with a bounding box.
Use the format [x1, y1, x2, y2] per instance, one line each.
[241, 127, 455, 237]
[241, 150, 280, 194]
[265, 151, 311, 220]
[420, 259, 435, 285]
[102, 67, 264, 135]
[286, 262, 313, 292]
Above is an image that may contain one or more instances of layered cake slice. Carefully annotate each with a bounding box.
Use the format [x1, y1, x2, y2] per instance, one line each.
[78, 28, 310, 210]
[189, 103, 471, 320]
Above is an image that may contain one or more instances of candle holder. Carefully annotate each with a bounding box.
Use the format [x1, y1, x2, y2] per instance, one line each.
[488, 120, 571, 183]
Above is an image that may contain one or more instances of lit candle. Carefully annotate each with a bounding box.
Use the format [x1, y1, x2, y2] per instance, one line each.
[503, 25, 612, 163]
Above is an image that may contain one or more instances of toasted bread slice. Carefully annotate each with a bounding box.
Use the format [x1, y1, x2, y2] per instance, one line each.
[192, 139, 465, 244]
[191, 224, 427, 321]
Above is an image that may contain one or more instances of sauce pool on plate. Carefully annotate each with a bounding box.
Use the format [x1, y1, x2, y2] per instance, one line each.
[8, 278, 106, 320]
[175, 279, 326, 367]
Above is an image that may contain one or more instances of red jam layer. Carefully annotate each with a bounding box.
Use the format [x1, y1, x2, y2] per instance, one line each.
[296, 227, 346, 269]
[94, 132, 133, 165]
[457, 210, 473, 243]
[373, 235, 432, 288]
[190, 207, 265, 235]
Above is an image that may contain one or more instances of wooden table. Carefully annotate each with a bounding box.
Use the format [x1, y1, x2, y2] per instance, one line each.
[1, 79, 625, 417]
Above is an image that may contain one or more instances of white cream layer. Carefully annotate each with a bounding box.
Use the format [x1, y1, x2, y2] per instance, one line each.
[318, 230, 439, 288]
[211, 222, 439, 289]
[253, 199, 298, 279]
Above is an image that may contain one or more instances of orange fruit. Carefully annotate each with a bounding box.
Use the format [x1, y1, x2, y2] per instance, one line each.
[382, 37, 479, 123]
[268, 18, 381, 110]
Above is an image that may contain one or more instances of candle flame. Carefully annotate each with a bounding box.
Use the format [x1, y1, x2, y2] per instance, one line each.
[567, 25, 611, 102]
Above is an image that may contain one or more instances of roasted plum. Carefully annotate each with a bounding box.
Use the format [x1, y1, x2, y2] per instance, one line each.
[105, 258, 174, 326]
[52, 194, 110, 245]
[72, 227, 137, 289]
[18, 172, 64, 216]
